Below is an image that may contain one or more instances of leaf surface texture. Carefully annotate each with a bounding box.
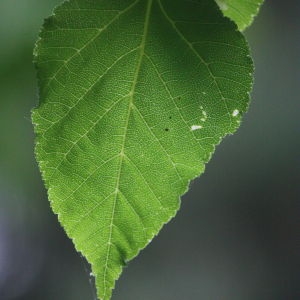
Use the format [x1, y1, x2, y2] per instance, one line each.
[33, 0, 253, 299]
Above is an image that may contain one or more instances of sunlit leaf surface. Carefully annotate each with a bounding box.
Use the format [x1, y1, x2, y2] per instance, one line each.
[216, 0, 263, 30]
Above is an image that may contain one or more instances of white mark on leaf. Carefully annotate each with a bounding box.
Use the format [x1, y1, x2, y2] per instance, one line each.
[216, 0, 228, 11]
[191, 125, 202, 131]
[232, 109, 239, 117]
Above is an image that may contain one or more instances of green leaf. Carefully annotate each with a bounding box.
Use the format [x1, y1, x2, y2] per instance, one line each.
[32, 0, 254, 299]
[215, 0, 263, 31]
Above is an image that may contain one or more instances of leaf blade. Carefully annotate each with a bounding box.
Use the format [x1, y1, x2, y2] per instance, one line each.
[215, 0, 263, 30]
[33, 0, 254, 299]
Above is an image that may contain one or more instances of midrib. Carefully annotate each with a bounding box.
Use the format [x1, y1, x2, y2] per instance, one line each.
[102, 0, 154, 297]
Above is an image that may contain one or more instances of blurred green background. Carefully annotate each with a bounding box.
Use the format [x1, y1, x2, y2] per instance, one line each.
[0, 1, 299, 299]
